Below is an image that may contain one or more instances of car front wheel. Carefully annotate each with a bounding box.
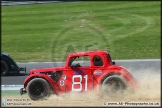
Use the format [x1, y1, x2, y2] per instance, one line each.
[27, 78, 51, 100]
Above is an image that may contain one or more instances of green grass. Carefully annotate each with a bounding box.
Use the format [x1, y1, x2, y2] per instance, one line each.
[1, 1, 160, 62]
[1, 90, 25, 96]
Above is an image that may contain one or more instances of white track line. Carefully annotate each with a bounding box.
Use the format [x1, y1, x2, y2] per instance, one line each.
[1, 85, 23, 91]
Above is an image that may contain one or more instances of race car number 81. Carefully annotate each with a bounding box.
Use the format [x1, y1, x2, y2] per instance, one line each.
[72, 75, 88, 91]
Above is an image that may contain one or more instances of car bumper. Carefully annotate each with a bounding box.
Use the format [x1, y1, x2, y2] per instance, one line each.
[20, 88, 27, 95]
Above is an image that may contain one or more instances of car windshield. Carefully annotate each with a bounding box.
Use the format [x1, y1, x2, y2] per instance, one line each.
[68, 56, 77, 66]
[68, 56, 90, 67]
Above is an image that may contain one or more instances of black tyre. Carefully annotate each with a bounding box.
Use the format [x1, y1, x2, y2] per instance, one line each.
[27, 78, 51, 100]
[1, 60, 9, 76]
[101, 75, 126, 97]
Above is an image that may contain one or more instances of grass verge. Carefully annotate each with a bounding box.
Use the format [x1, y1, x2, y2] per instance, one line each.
[1, 1, 160, 62]
[1, 90, 26, 96]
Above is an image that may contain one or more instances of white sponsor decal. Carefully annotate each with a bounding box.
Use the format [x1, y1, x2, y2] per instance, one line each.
[62, 75, 66, 80]
[60, 80, 64, 86]
[94, 69, 102, 75]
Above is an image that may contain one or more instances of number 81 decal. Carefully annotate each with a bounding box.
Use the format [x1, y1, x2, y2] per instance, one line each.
[72, 75, 88, 91]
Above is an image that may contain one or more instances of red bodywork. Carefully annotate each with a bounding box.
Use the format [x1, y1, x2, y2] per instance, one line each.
[23, 50, 138, 95]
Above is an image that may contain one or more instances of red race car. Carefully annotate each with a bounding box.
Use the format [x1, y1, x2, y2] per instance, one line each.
[20, 50, 138, 100]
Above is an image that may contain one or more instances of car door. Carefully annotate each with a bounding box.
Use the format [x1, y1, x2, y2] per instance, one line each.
[90, 55, 105, 91]
[65, 56, 93, 92]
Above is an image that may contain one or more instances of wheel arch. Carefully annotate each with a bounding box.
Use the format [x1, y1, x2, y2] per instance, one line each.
[24, 75, 59, 95]
[1, 57, 19, 71]
[1, 59, 11, 70]
[100, 72, 121, 85]
[99, 70, 138, 88]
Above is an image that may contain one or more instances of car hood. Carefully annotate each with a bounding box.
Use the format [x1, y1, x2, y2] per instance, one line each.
[30, 66, 64, 73]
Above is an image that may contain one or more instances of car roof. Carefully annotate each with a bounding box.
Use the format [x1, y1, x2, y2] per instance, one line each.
[68, 50, 109, 57]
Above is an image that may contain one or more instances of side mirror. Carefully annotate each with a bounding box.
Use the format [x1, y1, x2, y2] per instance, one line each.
[112, 61, 115, 65]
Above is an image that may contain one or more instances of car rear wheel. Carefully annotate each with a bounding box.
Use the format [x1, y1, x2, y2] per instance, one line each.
[101, 75, 126, 97]
[1, 60, 9, 76]
[27, 78, 51, 100]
